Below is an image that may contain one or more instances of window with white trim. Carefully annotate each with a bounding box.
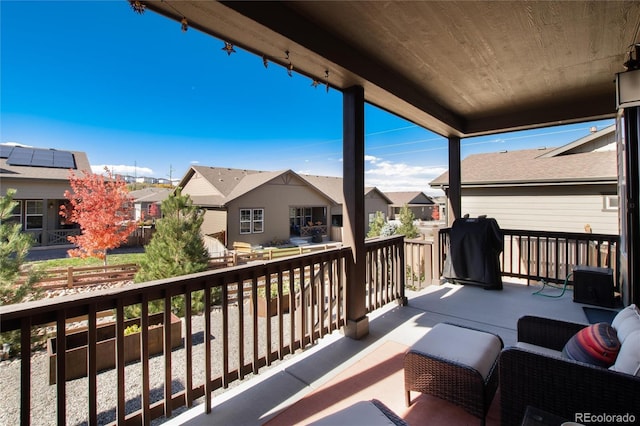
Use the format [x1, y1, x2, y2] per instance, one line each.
[603, 195, 619, 211]
[25, 200, 43, 229]
[240, 208, 264, 234]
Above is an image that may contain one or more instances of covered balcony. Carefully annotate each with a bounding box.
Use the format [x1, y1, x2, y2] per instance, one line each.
[0, 229, 630, 425]
[131, 0, 639, 308]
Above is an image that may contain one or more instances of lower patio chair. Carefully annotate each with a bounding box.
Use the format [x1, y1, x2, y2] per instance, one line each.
[500, 314, 640, 425]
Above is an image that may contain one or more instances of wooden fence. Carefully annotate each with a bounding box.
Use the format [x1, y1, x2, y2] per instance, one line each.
[25, 243, 342, 290]
[27, 264, 139, 290]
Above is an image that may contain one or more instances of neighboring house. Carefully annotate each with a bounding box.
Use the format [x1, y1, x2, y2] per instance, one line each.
[0, 143, 92, 246]
[300, 174, 392, 239]
[384, 191, 436, 221]
[429, 125, 618, 234]
[178, 166, 336, 249]
[129, 187, 173, 222]
[177, 166, 391, 249]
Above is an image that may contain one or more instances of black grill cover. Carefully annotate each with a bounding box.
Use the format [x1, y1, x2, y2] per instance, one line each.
[443, 217, 503, 289]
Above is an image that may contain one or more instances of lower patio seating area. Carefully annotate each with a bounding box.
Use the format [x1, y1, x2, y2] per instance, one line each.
[163, 279, 594, 425]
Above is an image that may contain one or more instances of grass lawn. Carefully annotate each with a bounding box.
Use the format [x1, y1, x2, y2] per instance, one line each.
[29, 252, 146, 269]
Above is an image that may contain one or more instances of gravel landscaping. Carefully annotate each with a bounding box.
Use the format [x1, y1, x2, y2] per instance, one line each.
[0, 295, 296, 426]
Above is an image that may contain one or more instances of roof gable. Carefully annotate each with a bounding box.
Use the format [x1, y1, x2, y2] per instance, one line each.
[225, 169, 292, 202]
[385, 191, 434, 206]
[182, 166, 265, 197]
[298, 174, 344, 204]
[178, 166, 339, 206]
[365, 187, 393, 204]
[538, 125, 616, 158]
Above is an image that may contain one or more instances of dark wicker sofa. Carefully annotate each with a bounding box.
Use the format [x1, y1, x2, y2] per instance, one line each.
[499, 315, 640, 425]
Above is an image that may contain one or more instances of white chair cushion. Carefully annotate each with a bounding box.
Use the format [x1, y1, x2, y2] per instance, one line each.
[611, 304, 640, 344]
[609, 330, 640, 376]
[410, 323, 502, 380]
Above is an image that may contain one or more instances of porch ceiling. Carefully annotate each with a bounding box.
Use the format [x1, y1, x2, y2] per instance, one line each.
[142, 1, 640, 138]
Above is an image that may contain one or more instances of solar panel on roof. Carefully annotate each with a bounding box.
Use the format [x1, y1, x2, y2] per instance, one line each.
[4, 146, 77, 168]
[53, 151, 76, 168]
[31, 149, 55, 167]
[7, 147, 33, 166]
[0, 145, 14, 159]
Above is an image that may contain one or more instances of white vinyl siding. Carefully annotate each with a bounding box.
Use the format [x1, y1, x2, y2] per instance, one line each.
[461, 193, 618, 234]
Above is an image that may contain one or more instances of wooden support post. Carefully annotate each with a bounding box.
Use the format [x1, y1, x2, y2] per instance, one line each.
[622, 106, 640, 306]
[342, 85, 369, 339]
[448, 136, 461, 224]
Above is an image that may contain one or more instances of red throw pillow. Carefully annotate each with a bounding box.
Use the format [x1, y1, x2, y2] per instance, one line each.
[562, 322, 621, 367]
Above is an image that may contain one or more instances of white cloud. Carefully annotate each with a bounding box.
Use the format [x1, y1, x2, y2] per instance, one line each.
[91, 164, 154, 177]
[312, 155, 447, 195]
[365, 158, 446, 195]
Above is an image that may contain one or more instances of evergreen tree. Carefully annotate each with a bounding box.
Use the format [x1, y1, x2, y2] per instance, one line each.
[0, 189, 40, 305]
[395, 204, 420, 238]
[135, 189, 209, 282]
[0, 189, 43, 356]
[367, 211, 386, 237]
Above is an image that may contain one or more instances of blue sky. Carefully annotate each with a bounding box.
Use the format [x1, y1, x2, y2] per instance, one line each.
[1, 1, 614, 195]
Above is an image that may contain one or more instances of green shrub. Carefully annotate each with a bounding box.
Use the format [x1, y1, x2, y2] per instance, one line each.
[124, 324, 141, 335]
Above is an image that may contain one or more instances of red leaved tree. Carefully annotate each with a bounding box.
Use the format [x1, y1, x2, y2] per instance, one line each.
[61, 167, 137, 266]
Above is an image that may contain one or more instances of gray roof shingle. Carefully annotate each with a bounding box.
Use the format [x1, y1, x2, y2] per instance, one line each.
[430, 148, 616, 188]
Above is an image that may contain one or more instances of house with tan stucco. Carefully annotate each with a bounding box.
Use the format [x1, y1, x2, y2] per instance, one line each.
[177, 166, 391, 249]
[0, 143, 92, 246]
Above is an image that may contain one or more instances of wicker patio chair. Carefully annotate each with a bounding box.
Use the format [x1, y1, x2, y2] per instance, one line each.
[500, 315, 640, 426]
